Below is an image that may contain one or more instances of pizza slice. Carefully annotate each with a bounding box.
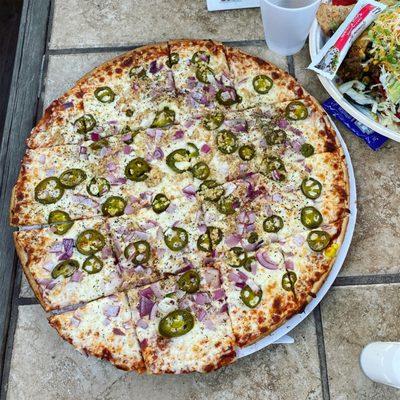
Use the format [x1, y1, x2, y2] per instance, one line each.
[127, 266, 236, 373]
[49, 292, 145, 372]
[14, 217, 122, 311]
[219, 217, 347, 347]
[168, 39, 241, 111]
[224, 46, 305, 109]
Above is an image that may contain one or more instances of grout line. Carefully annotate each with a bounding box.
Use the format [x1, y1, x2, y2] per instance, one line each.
[313, 306, 330, 400]
[287, 55, 295, 76]
[333, 273, 400, 287]
[47, 39, 267, 56]
[0, 262, 22, 400]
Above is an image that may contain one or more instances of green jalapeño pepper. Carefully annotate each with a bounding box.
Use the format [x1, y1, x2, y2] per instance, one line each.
[197, 226, 223, 252]
[216, 130, 238, 154]
[252, 74, 273, 94]
[125, 157, 151, 181]
[307, 230, 331, 252]
[124, 240, 151, 265]
[282, 271, 297, 292]
[150, 107, 175, 128]
[121, 127, 140, 145]
[48, 210, 74, 235]
[34, 177, 64, 204]
[76, 229, 106, 255]
[227, 247, 247, 268]
[151, 193, 171, 214]
[89, 138, 109, 152]
[82, 255, 104, 274]
[191, 51, 210, 64]
[238, 144, 255, 161]
[301, 206, 323, 229]
[216, 86, 241, 106]
[166, 148, 192, 173]
[51, 259, 79, 279]
[265, 129, 287, 145]
[196, 64, 214, 84]
[101, 196, 126, 217]
[159, 309, 195, 338]
[74, 114, 96, 135]
[301, 177, 322, 199]
[94, 86, 115, 103]
[217, 195, 238, 215]
[129, 65, 146, 79]
[285, 101, 308, 121]
[247, 232, 259, 244]
[263, 215, 284, 233]
[59, 168, 87, 189]
[177, 270, 201, 293]
[240, 285, 262, 308]
[87, 177, 110, 197]
[191, 161, 210, 180]
[164, 227, 189, 251]
[243, 256, 256, 272]
[300, 143, 314, 158]
[198, 180, 225, 202]
[166, 52, 179, 68]
[203, 111, 224, 130]
[263, 156, 286, 181]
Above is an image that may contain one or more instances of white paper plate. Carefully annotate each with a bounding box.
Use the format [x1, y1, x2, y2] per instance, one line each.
[239, 119, 357, 358]
[308, 19, 400, 143]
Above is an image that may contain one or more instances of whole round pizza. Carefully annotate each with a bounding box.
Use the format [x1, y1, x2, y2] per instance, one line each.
[10, 40, 349, 374]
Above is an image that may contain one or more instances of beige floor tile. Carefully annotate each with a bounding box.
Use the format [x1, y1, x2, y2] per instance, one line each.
[7, 305, 321, 400]
[19, 274, 34, 298]
[49, 0, 263, 49]
[321, 284, 400, 399]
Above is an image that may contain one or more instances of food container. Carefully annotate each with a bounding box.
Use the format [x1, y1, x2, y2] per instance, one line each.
[308, 16, 400, 142]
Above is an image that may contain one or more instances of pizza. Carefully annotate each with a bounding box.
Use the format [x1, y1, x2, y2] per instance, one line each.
[10, 40, 350, 373]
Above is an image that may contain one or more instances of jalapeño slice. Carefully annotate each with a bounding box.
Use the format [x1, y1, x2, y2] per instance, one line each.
[82, 255, 104, 274]
[94, 86, 115, 103]
[217, 195, 238, 215]
[166, 52, 179, 68]
[152, 193, 171, 214]
[227, 247, 247, 268]
[301, 177, 322, 199]
[263, 156, 286, 181]
[191, 51, 210, 64]
[74, 114, 96, 134]
[216, 130, 238, 154]
[129, 65, 146, 79]
[307, 230, 331, 252]
[48, 210, 74, 235]
[125, 157, 151, 181]
[263, 215, 284, 233]
[177, 270, 201, 294]
[59, 168, 87, 189]
[301, 206, 323, 229]
[203, 111, 224, 130]
[240, 285, 262, 308]
[238, 144, 255, 161]
[76, 229, 106, 255]
[159, 309, 195, 338]
[252, 74, 273, 94]
[191, 161, 210, 180]
[51, 259, 79, 279]
[285, 101, 308, 121]
[197, 226, 223, 252]
[216, 86, 241, 106]
[121, 127, 140, 144]
[196, 64, 214, 84]
[102, 196, 126, 217]
[300, 143, 315, 158]
[151, 107, 175, 128]
[87, 177, 110, 197]
[282, 271, 297, 291]
[34, 177, 64, 204]
[124, 240, 151, 265]
[243, 256, 256, 272]
[247, 232, 259, 244]
[198, 180, 225, 202]
[89, 138, 109, 152]
[166, 148, 191, 173]
[164, 227, 189, 251]
[265, 129, 287, 145]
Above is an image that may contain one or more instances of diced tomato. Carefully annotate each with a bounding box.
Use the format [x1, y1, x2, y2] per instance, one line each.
[332, 0, 357, 5]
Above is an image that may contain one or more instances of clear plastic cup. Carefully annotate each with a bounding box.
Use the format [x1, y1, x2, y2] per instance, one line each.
[360, 342, 400, 389]
[260, 0, 321, 56]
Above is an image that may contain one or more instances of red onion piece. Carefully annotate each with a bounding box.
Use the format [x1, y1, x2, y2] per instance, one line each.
[256, 251, 279, 270]
[103, 305, 120, 318]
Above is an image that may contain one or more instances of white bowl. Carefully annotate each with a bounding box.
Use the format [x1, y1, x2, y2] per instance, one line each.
[308, 19, 400, 142]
